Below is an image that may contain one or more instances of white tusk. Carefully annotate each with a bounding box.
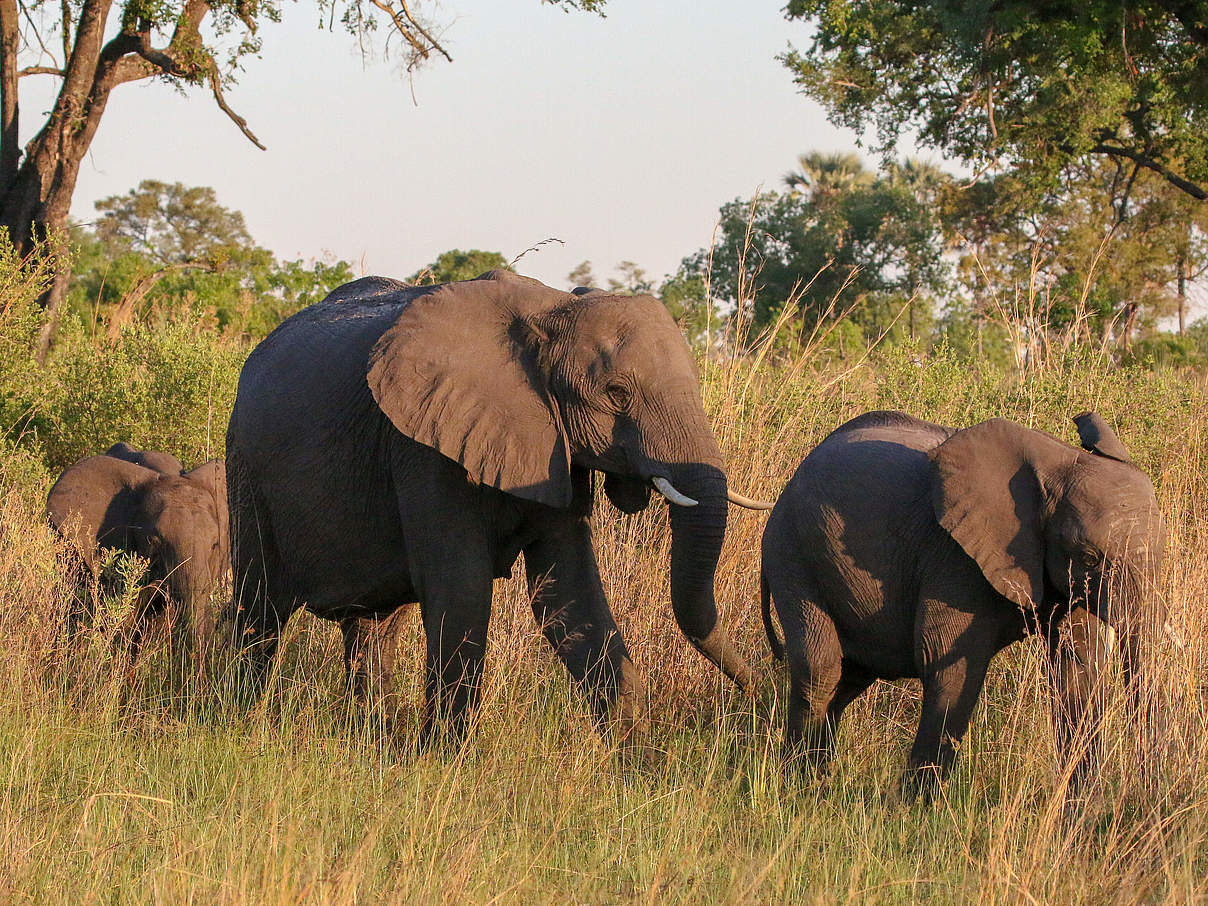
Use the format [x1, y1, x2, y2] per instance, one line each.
[651, 476, 698, 507]
[727, 488, 775, 510]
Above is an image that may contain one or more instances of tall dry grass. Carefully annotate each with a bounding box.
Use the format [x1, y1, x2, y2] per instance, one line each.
[2, 325, 1208, 902]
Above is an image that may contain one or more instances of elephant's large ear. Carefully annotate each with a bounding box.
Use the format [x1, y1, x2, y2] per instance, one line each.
[930, 418, 1065, 609]
[46, 455, 157, 552]
[367, 274, 573, 508]
[1072, 411, 1132, 463]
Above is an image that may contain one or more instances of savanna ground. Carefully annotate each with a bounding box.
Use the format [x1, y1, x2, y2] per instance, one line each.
[2, 279, 1208, 903]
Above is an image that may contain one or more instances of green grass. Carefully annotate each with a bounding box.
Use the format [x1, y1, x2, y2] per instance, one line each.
[2, 341, 1208, 904]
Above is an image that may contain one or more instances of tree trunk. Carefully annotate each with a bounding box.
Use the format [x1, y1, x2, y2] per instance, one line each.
[1, 0, 125, 359]
[8, 141, 84, 363]
[0, 0, 19, 191]
[34, 262, 70, 361]
[1177, 253, 1187, 335]
[1121, 301, 1139, 349]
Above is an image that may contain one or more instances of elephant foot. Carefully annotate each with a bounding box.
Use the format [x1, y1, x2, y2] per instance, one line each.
[607, 657, 650, 741]
[901, 764, 947, 804]
[417, 704, 479, 756]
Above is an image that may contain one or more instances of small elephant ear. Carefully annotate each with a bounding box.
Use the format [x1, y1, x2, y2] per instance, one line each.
[1072, 411, 1132, 463]
[930, 418, 1059, 609]
[367, 274, 573, 508]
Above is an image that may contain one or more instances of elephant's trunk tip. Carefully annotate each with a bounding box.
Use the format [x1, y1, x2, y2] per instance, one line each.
[690, 627, 755, 694]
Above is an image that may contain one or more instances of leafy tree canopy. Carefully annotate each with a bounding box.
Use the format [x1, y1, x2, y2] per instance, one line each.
[407, 249, 512, 284]
[682, 153, 951, 345]
[70, 180, 352, 338]
[782, 0, 1208, 201]
[94, 180, 260, 268]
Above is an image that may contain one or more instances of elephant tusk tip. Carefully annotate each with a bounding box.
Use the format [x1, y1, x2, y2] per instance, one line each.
[726, 489, 775, 510]
[651, 476, 698, 507]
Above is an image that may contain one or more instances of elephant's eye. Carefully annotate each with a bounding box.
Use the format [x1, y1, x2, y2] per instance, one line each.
[604, 380, 633, 410]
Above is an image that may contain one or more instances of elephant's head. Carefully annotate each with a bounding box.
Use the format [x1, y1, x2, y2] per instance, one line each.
[47, 452, 229, 656]
[105, 442, 185, 476]
[930, 414, 1165, 781]
[138, 461, 229, 610]
[366, 270, 763, 689]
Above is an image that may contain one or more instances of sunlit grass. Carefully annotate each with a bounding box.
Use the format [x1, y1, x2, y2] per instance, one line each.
[2, 341, 1207, 904]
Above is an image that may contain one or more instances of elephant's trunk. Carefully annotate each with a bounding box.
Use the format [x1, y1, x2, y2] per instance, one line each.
[665, 463, 754, 693]
[1116, 601, 1171, 782]
[160, 549, 219, 667]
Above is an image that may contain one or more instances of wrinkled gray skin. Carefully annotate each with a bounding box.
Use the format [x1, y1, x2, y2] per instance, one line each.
[47, 446, 229, 666]
[227, 270, 757, 742]
[761, 410, 1165, 797]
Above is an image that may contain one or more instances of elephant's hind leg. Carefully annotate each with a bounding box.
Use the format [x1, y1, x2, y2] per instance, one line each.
[775, 585, 847, 776]
[228, 447, 294, 694]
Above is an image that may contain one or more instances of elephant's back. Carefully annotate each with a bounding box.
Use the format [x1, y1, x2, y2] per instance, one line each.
[781, 411, 951, 510]
[226, 278, 433, 614]
[229, 279, 436, 451]
[766, 411, 952, 673]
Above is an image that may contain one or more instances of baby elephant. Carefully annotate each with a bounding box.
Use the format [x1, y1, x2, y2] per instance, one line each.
[47, 444, 229, 668]
[762, 411, 1165, 796]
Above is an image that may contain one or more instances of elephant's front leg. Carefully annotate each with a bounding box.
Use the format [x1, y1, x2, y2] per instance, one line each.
[1047, 607, 1109, 795]
[415, 555, 494, 746]
[523, 515, 646, 740]
[907, 590, 1014, 798]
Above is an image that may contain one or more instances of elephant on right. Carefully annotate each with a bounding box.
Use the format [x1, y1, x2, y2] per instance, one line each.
[761, 410, 1166, 797]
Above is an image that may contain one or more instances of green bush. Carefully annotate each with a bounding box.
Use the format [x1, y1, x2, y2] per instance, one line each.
[0, 231, 56, 449]
[38, 317, 247, 471]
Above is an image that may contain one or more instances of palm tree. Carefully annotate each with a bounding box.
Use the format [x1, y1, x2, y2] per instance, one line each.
[783, 151, 873, 204]
[887, 157, 950, 206]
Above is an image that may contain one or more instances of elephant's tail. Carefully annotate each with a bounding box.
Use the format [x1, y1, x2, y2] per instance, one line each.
[761, 571, 784, 662]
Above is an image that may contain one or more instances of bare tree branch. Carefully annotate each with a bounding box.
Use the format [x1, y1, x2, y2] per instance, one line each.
[18, 65, 66, 77]
[106, 259, 216, 340]
[207, 58, 265, 150]
[1089, 143, 1208, 201]
[19, 0, 59, 68]
[60, 0, 71, 64]
[93, 0, 263, 149]
[368, 0, 452, 70]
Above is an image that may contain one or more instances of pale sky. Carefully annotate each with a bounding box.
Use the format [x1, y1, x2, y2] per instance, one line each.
[24, 1, 867, 289]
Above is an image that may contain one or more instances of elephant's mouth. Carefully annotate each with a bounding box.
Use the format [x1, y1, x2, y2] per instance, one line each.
[599, 463, 771, 511]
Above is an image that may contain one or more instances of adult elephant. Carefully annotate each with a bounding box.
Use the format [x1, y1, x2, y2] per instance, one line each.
[47, 445, 229, 667]
[227, 270, 769, 741]
[761, 410, 1166, 796]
